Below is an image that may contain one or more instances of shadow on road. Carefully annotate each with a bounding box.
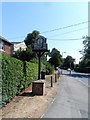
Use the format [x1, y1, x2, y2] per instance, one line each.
[69, 73, 90, 78]
[62, 72, 90, 79]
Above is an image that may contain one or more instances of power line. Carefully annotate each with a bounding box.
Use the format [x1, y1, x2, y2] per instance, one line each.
[48, 27, 88, 38]
[48, 38, 83, 41]
[41, 21, 89, 34]
[7, 27, 88, 40]
[6, 21, 89, 40]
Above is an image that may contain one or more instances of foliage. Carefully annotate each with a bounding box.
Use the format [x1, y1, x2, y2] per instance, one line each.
[46, 62, 54, 75]
[62, 56, 75, 70]
[79, 36, 90, 68]
[41, 62, 46, 72]
[74, 36, 90, 73]
[24, 30, 40, 47]
[13, 45, 36, 62]
[2, 53, 38, 106]
[13, 30, 40, 61]
[49, 48, 62, 69]
[74, 67, 90, 73]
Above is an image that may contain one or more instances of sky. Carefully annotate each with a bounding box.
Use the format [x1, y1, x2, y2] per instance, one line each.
[1, 1, 89, 63]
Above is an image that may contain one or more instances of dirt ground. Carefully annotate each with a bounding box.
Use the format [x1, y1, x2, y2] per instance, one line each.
[0, 74, 61, 119]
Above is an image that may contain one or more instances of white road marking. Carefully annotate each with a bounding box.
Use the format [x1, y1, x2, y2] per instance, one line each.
[77, 79, 90, 88]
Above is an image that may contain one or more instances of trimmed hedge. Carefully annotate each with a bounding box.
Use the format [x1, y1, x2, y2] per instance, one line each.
[74, 67, 90, 73]
[2, 53, 38, 106]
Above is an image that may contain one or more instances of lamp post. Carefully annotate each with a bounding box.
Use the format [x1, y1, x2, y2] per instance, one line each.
[62, 52, 66, 58]
[61, 52, 66, 74]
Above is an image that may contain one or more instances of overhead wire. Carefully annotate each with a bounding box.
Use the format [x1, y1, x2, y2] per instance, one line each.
[41, 21, 89, 34]
[48, 27, 88, 38]
[6, 21, 89, 41]
[7, 27, 88, 41]
[48, 38, 83, 41]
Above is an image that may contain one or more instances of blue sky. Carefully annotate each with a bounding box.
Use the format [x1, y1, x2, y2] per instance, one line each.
[2, 2, 89, 63]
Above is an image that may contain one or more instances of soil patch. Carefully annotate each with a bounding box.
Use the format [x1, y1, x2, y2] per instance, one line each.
[0, 74, 62, 119]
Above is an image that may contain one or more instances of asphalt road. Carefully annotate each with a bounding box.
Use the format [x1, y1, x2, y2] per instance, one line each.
[43, 70, 89, 118]
[63, 70, 90, 87]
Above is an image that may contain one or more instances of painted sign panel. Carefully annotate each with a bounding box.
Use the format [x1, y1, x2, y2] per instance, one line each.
[34, 35, 48, 50]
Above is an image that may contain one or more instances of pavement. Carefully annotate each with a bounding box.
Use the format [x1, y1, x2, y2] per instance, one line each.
[1, 73, 61, 119]
[43, 70, 89, 118]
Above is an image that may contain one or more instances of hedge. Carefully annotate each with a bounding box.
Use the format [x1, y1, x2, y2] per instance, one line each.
[2, 53, 38, 106]
[46, 62, 54, 75]
[74, 67, 90, 73]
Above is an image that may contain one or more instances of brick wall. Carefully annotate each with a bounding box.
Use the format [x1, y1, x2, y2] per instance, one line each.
[0, 37, 13, 55]
[4, 43, 12, 55]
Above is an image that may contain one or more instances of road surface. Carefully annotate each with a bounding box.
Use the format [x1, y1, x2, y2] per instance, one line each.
[43, 70, 89, 118]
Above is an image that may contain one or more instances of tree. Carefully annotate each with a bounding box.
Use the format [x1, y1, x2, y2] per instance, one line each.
[62, 56, 75, 70]
[15, 30, 40, 61]
[24, 30, 40, 48]
[49, 48, 62, 69]
[13, 45, 36, 62]
[79, 36, 90, 68]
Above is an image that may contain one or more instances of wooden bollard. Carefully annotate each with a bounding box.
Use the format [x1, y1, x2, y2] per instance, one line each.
[58, 73, 60, 79]
[51, 76, 53, 87]
[55, 74, 57, 82]
[57, 73, 59, 79]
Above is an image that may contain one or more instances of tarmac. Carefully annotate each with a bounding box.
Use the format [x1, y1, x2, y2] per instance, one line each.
[43, 71, 89, 118]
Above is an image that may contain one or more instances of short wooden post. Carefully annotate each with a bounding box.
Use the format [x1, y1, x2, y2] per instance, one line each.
[55, 74, 57, 82]
[51, 76, 53, 87]
[58, 73, 60, 79]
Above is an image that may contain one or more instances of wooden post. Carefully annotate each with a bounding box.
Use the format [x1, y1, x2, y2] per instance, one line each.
[58, 73, 60, 79]
[55, 74, 57, 82]
[51, 76, 53, 87]
[38, 53, 41, 80]
[57, 72, 59, 79]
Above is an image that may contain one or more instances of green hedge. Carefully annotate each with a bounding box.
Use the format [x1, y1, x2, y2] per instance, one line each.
[2, 53, 38, 106]
[74, 67, 90, 73]
[46, 62, 54, 75]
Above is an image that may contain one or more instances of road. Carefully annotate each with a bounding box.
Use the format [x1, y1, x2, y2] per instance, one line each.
[43, 70, 89, 118]
[63, 70, 90, 87]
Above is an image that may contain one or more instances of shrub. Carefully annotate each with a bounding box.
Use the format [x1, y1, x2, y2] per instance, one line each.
[2, 53, 38, 106]
[74, 67, 90, 73]
[46, 62, 54, 75]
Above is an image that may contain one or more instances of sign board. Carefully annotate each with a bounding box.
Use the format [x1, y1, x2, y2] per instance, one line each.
[34, 35, 48, 50]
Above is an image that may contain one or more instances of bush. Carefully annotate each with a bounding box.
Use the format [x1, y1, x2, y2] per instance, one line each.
[2, 53, 38, 106]
[46, 62, 54, 75]
[74, 67, 90, 73]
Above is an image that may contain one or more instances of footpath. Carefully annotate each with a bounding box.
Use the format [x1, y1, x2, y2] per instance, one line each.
[0, 73, 61, 119]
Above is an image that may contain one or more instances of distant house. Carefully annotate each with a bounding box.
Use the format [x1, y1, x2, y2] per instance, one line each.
[11, 41, 26, 54]
[0, 36, 13, 55]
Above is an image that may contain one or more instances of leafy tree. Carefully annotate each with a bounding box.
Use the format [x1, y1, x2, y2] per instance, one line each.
[13, 30, 40, 61]
[46, 62, 54, 75]
[24, 30, 40, 48]
[49, 48, 62, 69]
[13, 45, 36, 62]
[79, 36, 90, 68]
[62, 56, 75, 70]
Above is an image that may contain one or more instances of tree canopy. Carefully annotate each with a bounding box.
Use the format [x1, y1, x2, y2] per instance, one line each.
[49, 48, 62, 69]
[79, 36, 90, 68]
[24, 30, 40, 48]
[62, 56, 75, 70]
[13, 30, 40, 62]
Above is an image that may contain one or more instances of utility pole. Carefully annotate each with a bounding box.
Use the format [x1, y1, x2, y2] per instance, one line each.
[61, 52, 66, 74]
